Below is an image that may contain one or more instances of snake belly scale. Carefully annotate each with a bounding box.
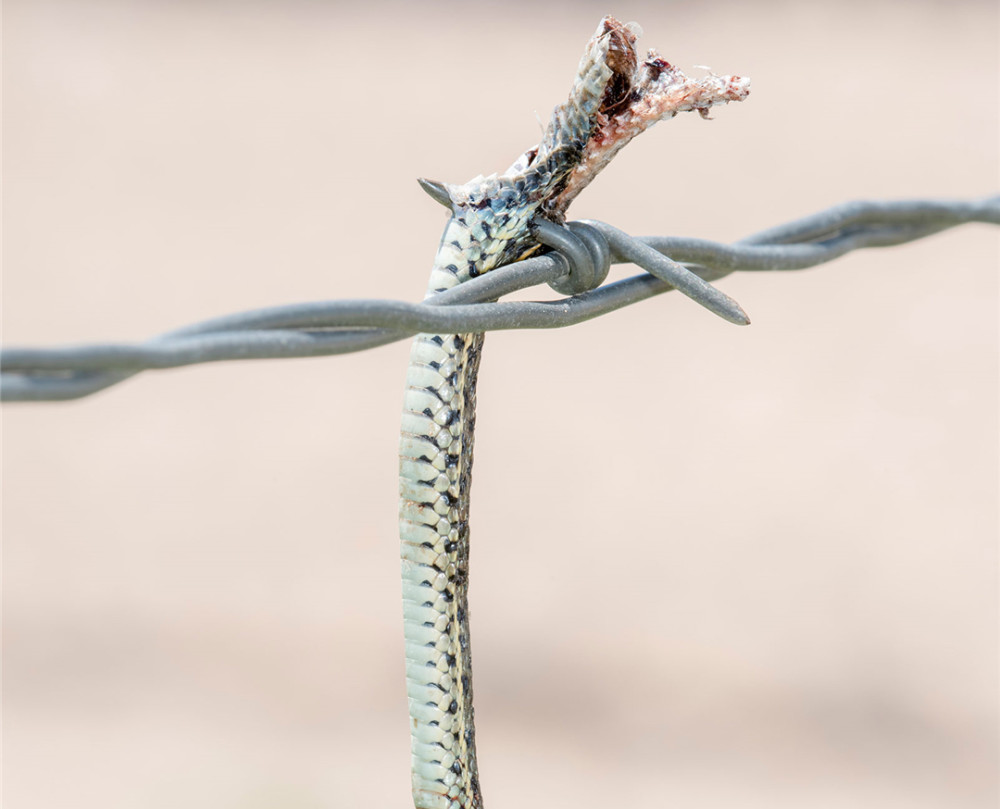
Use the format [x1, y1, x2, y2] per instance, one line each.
[399, 17, 749, 809]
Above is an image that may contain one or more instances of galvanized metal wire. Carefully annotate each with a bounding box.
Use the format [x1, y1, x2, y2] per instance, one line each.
[2, 196, 997, 402]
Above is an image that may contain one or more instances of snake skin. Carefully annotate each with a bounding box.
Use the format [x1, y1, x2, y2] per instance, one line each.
[399, 17, 749, 809]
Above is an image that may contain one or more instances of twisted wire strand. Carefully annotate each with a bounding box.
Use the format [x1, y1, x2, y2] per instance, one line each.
[2, 196, 997, 402]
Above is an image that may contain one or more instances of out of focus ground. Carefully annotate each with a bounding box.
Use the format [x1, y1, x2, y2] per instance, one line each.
[3, 1, 997, 807]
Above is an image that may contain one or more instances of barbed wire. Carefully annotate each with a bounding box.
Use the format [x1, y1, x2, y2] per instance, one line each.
[2, 196, 997, 402]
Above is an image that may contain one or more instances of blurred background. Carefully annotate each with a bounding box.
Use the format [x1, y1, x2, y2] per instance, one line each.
[3, 1, 997, 807]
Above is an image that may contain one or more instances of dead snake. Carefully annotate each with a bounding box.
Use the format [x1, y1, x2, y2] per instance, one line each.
[399, 17, 749, 808]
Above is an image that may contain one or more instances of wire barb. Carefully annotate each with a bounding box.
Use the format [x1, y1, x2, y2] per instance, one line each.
[2, 196, 997, 402]
[417, 178, 453, 210]
[582, 219, 751, 325]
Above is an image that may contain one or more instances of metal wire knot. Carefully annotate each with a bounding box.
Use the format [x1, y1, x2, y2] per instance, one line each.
[530, 218, 612, 295]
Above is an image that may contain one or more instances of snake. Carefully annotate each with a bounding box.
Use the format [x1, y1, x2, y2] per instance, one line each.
[398, 17, 749, 809]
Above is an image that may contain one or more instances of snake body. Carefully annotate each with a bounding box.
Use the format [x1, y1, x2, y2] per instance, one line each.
[399, 18, 748, 808]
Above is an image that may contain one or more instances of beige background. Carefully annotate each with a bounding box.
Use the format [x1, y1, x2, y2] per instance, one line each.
[3, 1, 997, 807]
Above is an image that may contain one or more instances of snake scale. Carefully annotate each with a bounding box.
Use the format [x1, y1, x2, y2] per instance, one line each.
[399, 17, 748, 808]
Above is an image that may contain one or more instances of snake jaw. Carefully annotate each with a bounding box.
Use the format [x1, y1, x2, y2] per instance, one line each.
[543, 21, 751, 218]
[423, 16, 750, 287]
[436, 16, 749, 271]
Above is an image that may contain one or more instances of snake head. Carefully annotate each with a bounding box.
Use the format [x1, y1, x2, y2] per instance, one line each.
[420, 17, 750, 281]
[540, 16, 750, 218]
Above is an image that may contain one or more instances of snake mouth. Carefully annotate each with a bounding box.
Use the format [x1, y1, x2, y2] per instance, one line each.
[438, 15, 748, 272]
[541, 16, 750, 219]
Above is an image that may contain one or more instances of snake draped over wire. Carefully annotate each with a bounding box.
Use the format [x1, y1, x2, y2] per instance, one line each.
[398, 17, 749, 809]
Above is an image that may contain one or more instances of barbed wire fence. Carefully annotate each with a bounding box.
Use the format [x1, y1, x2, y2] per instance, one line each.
[2, 196, 998, 403]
